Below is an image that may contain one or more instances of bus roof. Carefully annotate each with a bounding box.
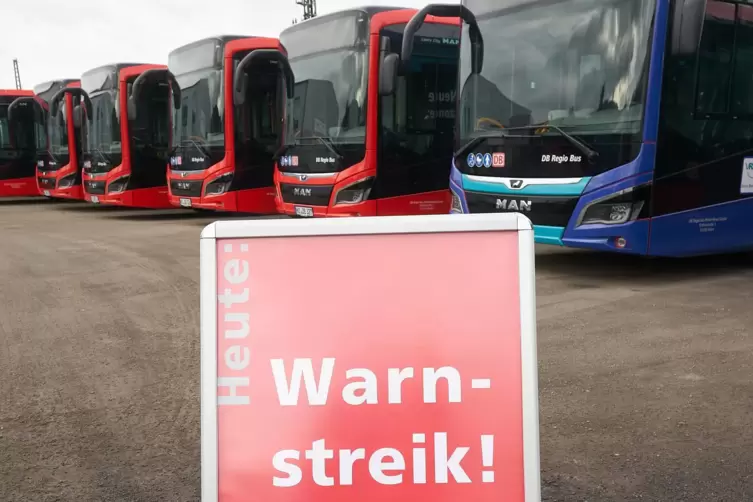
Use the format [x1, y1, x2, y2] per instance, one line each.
[169, 35, 252, 56]
[81, 63, 148, 77]
[0, 89, 34, 97]
[33, 79, 79, 96]
[281, 5, 407, 35]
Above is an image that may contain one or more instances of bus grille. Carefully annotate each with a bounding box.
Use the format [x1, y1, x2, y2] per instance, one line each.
[464, 191, 579, 227]
[84, 180, 106, 195]
[170, 180, 203, 197]
[279, 183, 333, 206]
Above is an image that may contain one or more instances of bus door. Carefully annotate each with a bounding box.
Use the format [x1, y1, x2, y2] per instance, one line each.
[6, 97, 45, 178]
[375, 25, 459, 212]
[127, 69, 180, 191]
[231, 49, 294, 203]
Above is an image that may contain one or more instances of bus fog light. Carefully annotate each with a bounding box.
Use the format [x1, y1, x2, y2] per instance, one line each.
[334, 177, 374, 206]
[616, 237, 628, 249]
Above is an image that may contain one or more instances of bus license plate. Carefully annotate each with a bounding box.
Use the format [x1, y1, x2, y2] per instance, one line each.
[180, 198, 192, 208]
[295, 206, 314, 217]
[90, 196, 99, 203]
[43, 190, 50, 196]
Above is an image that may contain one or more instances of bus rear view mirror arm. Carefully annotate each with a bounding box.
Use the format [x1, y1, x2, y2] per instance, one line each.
[379, 53, 400, 96]
[233, 49, 295, 106]
[129, 69, 182, 121]
[49, 87, 93, 122]
[7, 97, 45, 124]
[401, 3, 484, 74]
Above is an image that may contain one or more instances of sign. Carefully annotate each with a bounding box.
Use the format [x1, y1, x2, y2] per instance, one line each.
[200, 214, 540, 502]
[741, 157, 753, 194]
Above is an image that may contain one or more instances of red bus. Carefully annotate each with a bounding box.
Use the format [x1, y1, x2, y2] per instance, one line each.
[0, 89, 44, 197]
[57, 64, 175, 207]
[35, 79, 85, 199]
[166, 36, 292, 213]
[273, 7, 460, 217]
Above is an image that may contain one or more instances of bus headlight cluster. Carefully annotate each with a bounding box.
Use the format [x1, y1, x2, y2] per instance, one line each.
[334, 177, 374, 206]
[58, 174, 76, 189]
[107, 176, 130, 194]
[577, 185, 650, 226]
[205, 173, 233, 196]
[450, 191, 463, 213]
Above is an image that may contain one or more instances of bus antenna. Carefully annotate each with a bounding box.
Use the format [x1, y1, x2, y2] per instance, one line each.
[12, 59, 22, 90]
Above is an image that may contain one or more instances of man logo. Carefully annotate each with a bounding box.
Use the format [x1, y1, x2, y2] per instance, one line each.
[496, 199, 532, 212]
[293, 187, 312, 197]
[180, 172, 188, 178]
[299, 175, 308, 182]
[510, 179, 524, 189]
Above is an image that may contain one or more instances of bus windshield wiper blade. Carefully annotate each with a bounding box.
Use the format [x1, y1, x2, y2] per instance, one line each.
[296, 135, 343, 160]
[516, 124, 599, 163]
[454, 130, 510, 158]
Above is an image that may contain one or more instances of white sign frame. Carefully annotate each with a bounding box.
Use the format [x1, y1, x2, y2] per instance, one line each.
[199, 213, 540, 502]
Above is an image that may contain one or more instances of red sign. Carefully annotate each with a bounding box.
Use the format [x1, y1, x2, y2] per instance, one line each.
[492, 152, 506, 168]
[200, 214, 540, 502]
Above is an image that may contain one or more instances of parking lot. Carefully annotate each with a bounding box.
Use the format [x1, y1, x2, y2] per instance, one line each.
[0, 198, 751, 501]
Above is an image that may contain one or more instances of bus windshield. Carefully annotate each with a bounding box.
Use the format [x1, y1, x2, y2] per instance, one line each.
[87, 91, 121, 157]
[283, 15, 369, 148]
[0, 96, 40, 156]
[458, 0, 655, 169]
[49, 98, 70, 156]
[171, 69, 224, 152]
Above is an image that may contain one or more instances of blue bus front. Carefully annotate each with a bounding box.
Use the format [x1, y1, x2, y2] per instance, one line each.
[452, 0, 753, 257]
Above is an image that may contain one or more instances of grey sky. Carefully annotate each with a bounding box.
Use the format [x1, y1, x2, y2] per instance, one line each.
[0, 0, 441, 90]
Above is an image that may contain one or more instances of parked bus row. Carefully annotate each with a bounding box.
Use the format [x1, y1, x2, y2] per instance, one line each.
[2, 1, 752, 258]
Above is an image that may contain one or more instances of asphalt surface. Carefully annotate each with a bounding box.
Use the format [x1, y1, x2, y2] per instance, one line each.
[0, 198, 751, 501]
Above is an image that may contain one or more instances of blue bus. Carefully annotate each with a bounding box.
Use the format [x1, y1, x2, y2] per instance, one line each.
[404, 0, 753, 257]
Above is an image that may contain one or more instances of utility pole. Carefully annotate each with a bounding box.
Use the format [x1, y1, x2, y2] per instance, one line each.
[12, 59, 22, 90]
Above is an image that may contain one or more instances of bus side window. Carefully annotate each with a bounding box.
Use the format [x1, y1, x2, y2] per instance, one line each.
[692, 1, 753, 117]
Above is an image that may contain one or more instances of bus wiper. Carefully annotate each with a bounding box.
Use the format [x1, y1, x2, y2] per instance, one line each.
[296, 136, 343, 160]
[454, 130, 511, 158]
[182, 138, 211, 158]
[516, 124, 599, 163]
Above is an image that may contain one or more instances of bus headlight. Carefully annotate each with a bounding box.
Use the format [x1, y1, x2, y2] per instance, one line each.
[205, 173, 233, 196]
[451, 191, 463, 213]
[107, 176, 130, 194]
[577, 185, 650, 226]
[334, 177, 374, 205]
[58, 174, 76, 189]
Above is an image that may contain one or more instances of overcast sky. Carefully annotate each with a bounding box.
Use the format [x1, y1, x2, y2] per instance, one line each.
[0, 0, 439, 90]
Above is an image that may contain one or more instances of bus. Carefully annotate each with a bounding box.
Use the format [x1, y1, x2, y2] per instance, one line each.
[166, 36, 291, 213]
[273, 6, 460, 218]
[445, 0, 753, 257]
[59, 64, 174, 207]
[35, 79, 85, 199]
[0, 89, 44, 197]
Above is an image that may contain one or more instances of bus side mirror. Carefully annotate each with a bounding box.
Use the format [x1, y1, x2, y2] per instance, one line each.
[127, 97, 138, 121]
[73, 105, 83, 128]
[379, 53, 400, 96]
[235, 74, 249, 106]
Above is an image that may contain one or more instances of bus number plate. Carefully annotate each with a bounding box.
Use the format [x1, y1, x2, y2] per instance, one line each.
[180, 198, 192, 208]
[90, 196, 99, 204]
[295, 206, 314, 217]
[42, 190, 50, 196]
